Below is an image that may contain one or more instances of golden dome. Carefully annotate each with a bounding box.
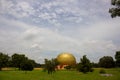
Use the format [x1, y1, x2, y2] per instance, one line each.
[57, 52, 76, 65]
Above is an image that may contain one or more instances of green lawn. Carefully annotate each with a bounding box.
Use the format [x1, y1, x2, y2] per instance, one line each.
[0, 68, 120, 80]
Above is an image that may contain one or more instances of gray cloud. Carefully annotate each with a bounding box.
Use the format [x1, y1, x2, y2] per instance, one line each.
[0, 0, 110, 26]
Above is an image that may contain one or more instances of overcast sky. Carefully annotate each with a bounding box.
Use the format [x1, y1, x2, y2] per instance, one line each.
[0, 0, 120, 63]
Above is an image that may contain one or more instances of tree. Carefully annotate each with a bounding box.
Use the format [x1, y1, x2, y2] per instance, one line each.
[0, 52, 9, 71]
[91, 62, 99, 68]
[109, 0, 120, 18]
[99, 56, 115, 68]
[77, 55, 93, 73]
[28, 59, 36, 67]
[20, 60, 34, 71]
[51, 58, 59, 69]
[44, 58, 59, 74]
[11, 53, 28, 70]
[115, 51, 120, 67]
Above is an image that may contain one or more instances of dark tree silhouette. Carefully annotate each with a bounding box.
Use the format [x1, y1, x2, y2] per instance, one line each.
[0, 52, 9, 71]
[99, 56, 115, 68]
[115, 51, 120, 67]
[44, 58, 59, 74]
[20, 60, 34, 71]
[11, 53, 28, 70]
[109, 0, 120, 18]
[77, 55, 93, 73]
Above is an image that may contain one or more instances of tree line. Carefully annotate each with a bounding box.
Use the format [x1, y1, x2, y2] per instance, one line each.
[0, 51, 120, 74]
[44, 51, 120, 74]
[0, 52, 40, 71]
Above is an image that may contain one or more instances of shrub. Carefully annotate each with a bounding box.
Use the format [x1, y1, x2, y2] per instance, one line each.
[20, 60, 34, 71]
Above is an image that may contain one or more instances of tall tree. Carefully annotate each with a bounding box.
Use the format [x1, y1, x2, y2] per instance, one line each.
[115, 51, 120, 67]
[0, 52, 9, 71]
[109, 0, 120, 18]
[77, 55, 93, 73]
[44, 58, 59, 74]
[99, 56, 115, 68]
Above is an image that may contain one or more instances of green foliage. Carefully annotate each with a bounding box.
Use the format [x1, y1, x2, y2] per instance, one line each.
[11, 53, 37, 70]
[0, 52, 38, 71]
[0, 52, 9, 70]
[99, 69, 106, 74]
[11, 53, 28, 69]
[109, 0, 120, 18]
[99, 56, 115, 68]
[91, 62, 99, 68]
[115, 51, 120, 67]
[20, 60, 34, 71]
[0, 68, 120, 80]
[44, 58, 59, 74]
[77, 55, 93, 73]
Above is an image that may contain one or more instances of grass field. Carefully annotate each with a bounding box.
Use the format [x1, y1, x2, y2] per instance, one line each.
[0, 68, 120, 80]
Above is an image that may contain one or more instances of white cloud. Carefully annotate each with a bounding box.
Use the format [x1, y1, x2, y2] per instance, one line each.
[0, 0, 13, 14]
[11, 1, 35, 18]
[38, 12, 60, 26]
[0, 17, 30, 30]
[0, 0, 35, 18]
[21, 27, 79, 52]
[0, 17, 119, 63]
[0, 0, 110, 26]
[75, 18, 120, 40]
[17, 21, 119, 62]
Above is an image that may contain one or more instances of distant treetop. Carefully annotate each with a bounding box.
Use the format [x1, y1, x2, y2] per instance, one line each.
[109, 0, 120, 18]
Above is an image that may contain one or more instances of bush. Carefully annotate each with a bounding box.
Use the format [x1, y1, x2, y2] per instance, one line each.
[99, 69, 106, 74]
[20, 60, 34, 71]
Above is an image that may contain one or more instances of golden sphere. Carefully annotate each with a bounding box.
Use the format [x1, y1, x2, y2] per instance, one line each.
[57, 52, 76, 65]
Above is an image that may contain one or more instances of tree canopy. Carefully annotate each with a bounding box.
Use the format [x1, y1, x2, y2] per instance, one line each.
[77, 55, 93, 73]
[0, 52, 9, 70]
[99, 56, 115, 68]
[0, 52, 38, 71]
[109, 0, 120, 18]
[11, 53, 28, 70]
[44, 58, 59, 74]
[11, 53, 36, 71]
[115, 51, 120, 67]
[20, 60, 34, 71]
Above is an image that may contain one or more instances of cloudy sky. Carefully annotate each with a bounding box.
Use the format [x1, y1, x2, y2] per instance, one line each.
[0, 0, 120, 63]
